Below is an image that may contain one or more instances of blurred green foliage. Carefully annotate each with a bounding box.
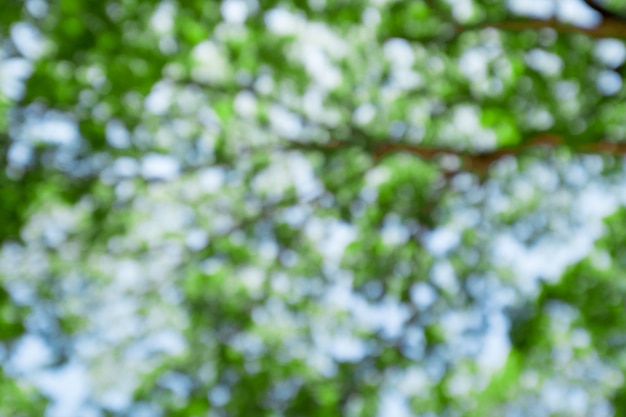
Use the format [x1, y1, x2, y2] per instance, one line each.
[2, 0, 626, 416]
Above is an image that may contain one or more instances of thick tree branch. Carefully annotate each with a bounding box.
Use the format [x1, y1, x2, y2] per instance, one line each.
[581, 0, 626, 21]
[446, 0, 626, 39]
[288, 133, 626, 175]
[480, 17, 626, 39]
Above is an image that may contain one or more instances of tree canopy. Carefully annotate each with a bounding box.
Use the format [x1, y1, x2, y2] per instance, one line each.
[2, 0, 626, 416]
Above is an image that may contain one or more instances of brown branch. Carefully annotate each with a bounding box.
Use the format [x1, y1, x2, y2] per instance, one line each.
[288, 133, 626, 176]
[381, 134, 626, 173]
[578, 141, 626, 154]
[480, 17, 626, 38]
[581, 0, 626, 21]
[452, 0, 626, 40]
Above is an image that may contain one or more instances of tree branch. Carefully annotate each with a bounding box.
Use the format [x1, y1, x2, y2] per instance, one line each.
[470, 17, 626, 39]
[288, 133, 626, 176]
[447, 0, 626, 40]
[581, 0, 626, 21]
